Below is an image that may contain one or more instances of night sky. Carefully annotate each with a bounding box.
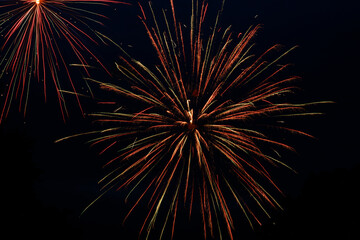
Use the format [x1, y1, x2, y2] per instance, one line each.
[1, 0, 359, 239]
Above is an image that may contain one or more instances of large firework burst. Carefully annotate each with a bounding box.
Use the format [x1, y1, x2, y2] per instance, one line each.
[0, 0, 129, 123]
[59, 0, 328, 239]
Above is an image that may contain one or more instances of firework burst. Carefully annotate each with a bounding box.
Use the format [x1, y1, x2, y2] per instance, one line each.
[0, 0, 130, 123]
[58, 0, 329, 239]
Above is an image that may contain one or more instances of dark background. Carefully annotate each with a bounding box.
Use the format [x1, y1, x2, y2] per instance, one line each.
[1, 0, 359, 239]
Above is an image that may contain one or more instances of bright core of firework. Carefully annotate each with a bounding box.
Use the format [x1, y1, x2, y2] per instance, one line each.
[35, 0, 40, 5]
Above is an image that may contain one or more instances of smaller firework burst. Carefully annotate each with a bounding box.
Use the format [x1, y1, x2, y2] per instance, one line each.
[0, 0, 130, 123]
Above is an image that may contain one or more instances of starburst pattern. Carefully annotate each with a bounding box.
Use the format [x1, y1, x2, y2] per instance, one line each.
[58, 0, 329, 239]
[0, 0, 130, 123]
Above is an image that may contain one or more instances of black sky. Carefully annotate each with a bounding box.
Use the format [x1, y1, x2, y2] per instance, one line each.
[1, 0, 359, 239]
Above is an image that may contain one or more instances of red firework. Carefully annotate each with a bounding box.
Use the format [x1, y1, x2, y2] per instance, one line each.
[58, 0, 329, 239]
[0, 0, 130, 123]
